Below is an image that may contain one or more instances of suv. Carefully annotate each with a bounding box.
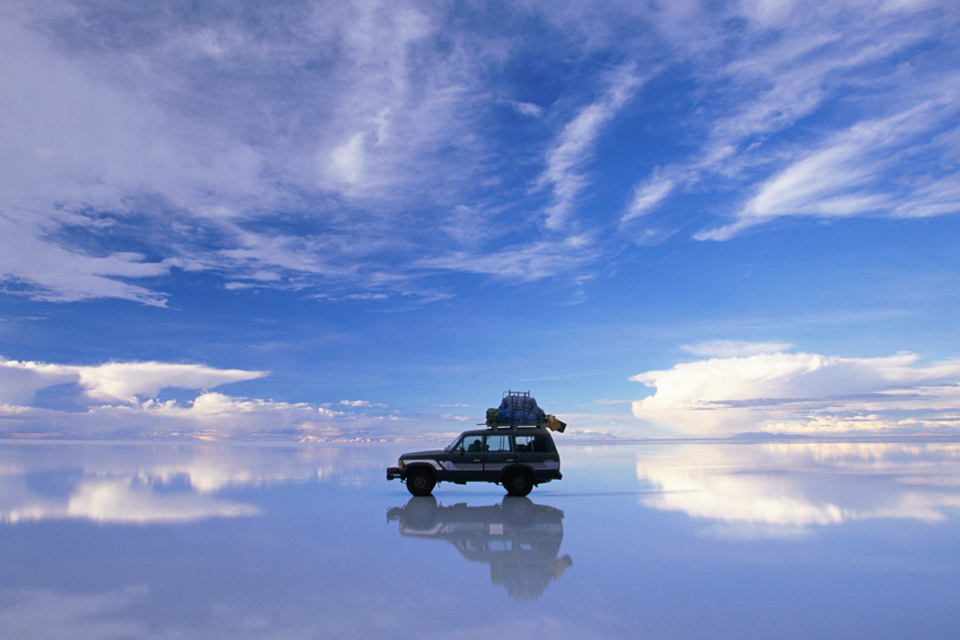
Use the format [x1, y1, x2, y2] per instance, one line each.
[386, 426, 562, 497]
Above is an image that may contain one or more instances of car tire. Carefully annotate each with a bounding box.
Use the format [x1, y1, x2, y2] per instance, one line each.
[403, 496, 438, 527]
[502, 496, 535, 526]
[503, 470, 533, 497]
[406, 467, 436, 497]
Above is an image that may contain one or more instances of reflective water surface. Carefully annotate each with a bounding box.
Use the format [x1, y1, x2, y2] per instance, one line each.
[1, 439, 959, 638]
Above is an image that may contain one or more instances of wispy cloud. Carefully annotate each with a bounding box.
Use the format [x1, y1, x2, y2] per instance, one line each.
[536, 66, 647, 231]
[417, 233, 598, 281]
[620, 0, 960, 242]
[698, 93, 960, 239]
[2, 0, 958, 305]
[681, 340, 796, 358]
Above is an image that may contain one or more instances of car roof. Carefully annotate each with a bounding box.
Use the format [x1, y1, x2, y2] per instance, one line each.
[458, 427, 553, 438]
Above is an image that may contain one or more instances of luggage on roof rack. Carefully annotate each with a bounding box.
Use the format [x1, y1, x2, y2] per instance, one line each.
[498, 390, 546, 426]
[483, 391, 566, 432]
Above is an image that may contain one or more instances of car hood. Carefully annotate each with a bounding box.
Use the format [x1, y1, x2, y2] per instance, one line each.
[400, 449, 446, 459]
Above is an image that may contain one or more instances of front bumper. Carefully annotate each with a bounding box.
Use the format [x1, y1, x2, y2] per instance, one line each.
[386, 467, 402, 481]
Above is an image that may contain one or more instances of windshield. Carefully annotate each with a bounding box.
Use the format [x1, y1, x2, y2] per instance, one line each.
[444, 436, 462, 452]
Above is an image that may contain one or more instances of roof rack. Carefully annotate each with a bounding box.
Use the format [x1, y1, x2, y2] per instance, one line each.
[485, 391, 567, 432]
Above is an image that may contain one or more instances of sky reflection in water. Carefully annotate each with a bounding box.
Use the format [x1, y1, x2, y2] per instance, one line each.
[1, 440, 959, 639]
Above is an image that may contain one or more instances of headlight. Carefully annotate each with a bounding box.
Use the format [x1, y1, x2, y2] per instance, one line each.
[398, 459, 404, 468]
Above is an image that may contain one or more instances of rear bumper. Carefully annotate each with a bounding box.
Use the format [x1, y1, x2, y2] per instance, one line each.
[386, 467, 402, 481]
[534, 470, 562, 483]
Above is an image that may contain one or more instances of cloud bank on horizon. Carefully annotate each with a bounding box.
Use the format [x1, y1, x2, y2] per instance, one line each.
[3, 343, 959, 439]
[632, 342, 960, 435]
[0, 356, 451, 441]
[0, 0, 957, 304]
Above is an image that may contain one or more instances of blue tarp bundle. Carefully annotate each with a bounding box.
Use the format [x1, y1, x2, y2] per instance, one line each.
[497, 393, 547, 425]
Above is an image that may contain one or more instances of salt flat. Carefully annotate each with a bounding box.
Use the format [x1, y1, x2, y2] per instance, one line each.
[1, 440, 958, 639]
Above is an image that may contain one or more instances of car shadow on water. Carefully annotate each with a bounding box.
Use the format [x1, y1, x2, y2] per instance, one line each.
[387, 497, 572, 602]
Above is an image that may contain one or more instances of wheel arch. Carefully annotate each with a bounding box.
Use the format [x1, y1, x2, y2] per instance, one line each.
[402, 462, 439, 482]
[499, 464, 536, 484]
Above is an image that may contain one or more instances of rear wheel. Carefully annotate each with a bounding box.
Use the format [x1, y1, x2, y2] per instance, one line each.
[503, 470, 533, 497]
[406, 467, 436, 496]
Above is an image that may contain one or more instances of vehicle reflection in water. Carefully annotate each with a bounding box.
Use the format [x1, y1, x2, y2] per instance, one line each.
[387, 497, 572, 602]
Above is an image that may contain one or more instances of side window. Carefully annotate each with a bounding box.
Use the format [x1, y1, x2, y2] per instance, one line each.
[515, 435, 534, 452]
[484, 434, 512, 453]
[460, 435, 483, 453]
[532, 435, 555, 453]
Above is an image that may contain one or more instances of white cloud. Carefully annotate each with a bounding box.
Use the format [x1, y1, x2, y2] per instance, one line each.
[631, 345, 960, 434]
[504, 100, 545, 117]
[621, 0, 960, 242]
[0, 356, 265, 405]
[0, 1, 526, 302]
[0, 14, 270, 303]
[537, 67, 646, 231]
[0, 216, 172, 306]
[698, 95, 960, 239]
[0, 357, 78, 405]
[681, 340, 796, 358]
[621, 173, 676, 224]
[79, 363, 266, 403]
[418, 233, 597, 281]
[2, 0, 957, 302]
[336, 400, 387, 408]
[0, 355, 459, 440]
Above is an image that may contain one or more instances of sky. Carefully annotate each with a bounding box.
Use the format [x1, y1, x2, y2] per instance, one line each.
[1, 0, 959, 441]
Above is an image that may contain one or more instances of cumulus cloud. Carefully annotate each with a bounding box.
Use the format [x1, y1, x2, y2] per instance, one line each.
[0, 356, 265, 405]
[0, 355, 455, 441]
[631, 344, 960, 434]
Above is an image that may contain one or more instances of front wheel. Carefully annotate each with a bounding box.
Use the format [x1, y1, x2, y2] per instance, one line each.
[406, 468, 436, 496]
[503, 470, 533, 497]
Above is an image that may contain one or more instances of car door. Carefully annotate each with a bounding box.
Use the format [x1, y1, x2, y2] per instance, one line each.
[445, 434, 485, 481]
[482, 433, 515, 481]
[515, 433, 559, 474]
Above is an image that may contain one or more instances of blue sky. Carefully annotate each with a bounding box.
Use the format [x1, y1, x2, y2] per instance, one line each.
[2, 0, 959, 440]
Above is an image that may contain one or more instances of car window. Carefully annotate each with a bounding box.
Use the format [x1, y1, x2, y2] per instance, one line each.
[515, 434, 555, 452]
[515, 435, 535, 452]
[484, 434, 512, 453]
[533, 435, 555, 452]
[460, 435, 483, 453]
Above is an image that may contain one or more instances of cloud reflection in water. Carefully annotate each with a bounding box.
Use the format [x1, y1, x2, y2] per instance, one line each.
[636, 441, 960, 537]
[0, 443, 381, 524]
